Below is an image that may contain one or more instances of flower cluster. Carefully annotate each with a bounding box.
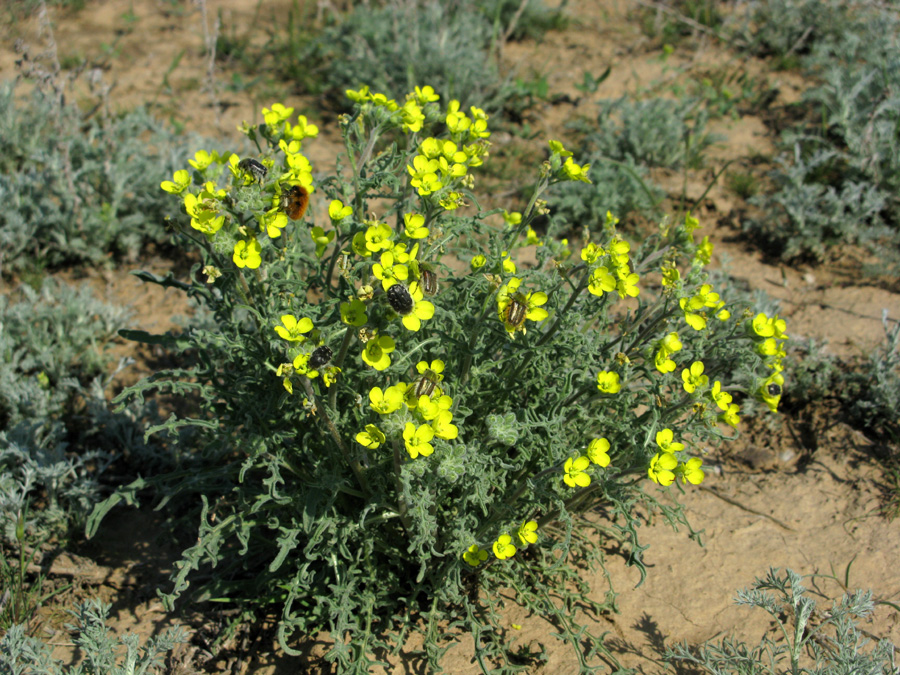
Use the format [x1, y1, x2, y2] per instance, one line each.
[581, 223, 640, 299]
[647, 428, 704, 486]
[750, 313, 789, 411]
[355, 360, 458, 457]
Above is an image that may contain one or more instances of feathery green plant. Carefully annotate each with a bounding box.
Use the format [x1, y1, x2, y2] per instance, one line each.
[89, 89, 789, 672]
[665, 568, 897, 674]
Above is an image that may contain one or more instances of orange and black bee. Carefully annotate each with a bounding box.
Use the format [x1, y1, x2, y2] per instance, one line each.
[280, 184, 310, 221]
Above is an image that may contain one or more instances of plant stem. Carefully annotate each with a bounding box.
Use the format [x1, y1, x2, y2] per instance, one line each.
[536, 264, 590, 348]
[300, 377, 369, 495]
[391, 439, 413, 533]
[329, 327, 356, 410]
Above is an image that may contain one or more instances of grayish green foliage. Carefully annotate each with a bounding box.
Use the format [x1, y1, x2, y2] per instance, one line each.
[0, 81, 188, 272]
[0, 598, 186, 675]
[550, 97, 716, 230]
[665, 568, 897, 674]
[270, 0, 558, 111]
[736, 1, 900, 266]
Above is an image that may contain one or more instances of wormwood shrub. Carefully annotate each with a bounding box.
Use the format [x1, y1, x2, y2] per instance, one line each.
[739, 2, 900, 266]
[0, 279, 157, 545]
[90, 89, 788, 671]
[549, 97, 716, 232]
[0, 598, 186, 674]
[0, 81, 188, 273]
[269, 0, 555, 112]
[665, 568, 898, 674]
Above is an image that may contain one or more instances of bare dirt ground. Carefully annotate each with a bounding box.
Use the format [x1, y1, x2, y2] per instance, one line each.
[2, 0, 899, 672]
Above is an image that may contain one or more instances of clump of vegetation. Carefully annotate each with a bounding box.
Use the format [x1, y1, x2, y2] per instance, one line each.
[784, 313, 900, 445]
[735, 0, 900, 268]
[267, 0, 561, 112]
[89, 91, 788, 671]
[549, 96, 716, 231]
[0, 81, 189, 274]
[665, 567, 897, 674]
[1, 598, 186, 673]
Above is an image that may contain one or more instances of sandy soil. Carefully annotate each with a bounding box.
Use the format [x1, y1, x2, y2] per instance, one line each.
[2, 0, 899, 673]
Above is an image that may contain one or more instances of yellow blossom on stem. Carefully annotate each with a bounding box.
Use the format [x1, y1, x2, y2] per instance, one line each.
[403, 213, 429, 239]
[369, 386, 405, 415]
[356, 424, 385, 450]
[233, 238, 262, 269]
[682, 361, 708, 393]
[586, 438, 611, 466]
[596, 370, 621, 394]
[340, 299, 368, 327]
[329, 200, 353, 222]
[655, 428, 684, 453]
[275, 315, 313, 342]
[648, 452, 678, 486]
[588, 267, 616, 297]
[492, 534, 517, 560]
[517, 520, 539, 546]
[563, 456, 591, 487]
[678, 457, 705, 485]
[463, 544, 488, 567]
[403, 422, 435, 459]
[161, 169, 191, 194]
[361, 335, 396, 371]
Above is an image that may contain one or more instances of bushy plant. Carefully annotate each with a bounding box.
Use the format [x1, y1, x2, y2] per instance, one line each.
[0, 81, 189, 273]
[0, 279, 162, 545]
[0, 279, 129, 430]
[549, 96, 717, 232]
[730, 0, 854, 65]
[269, 0, 554, 112]
[739, 2, 900, 266]
[0, 598, 186, 674]
[665, 567, 897, 674]
[89, 91, 789, 671]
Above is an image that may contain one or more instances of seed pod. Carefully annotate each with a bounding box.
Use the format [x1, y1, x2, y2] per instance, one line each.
[420, 269, 439, 296]
[767, 383, 782, 397]
[414, 369, 438, 398]
[387, 284, 414, 315]
[504, 297, 527, 329]
[309, 345, 334, 370]
[238, 158, 267, 184]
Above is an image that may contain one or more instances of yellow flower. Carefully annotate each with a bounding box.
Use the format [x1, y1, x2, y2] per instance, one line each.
[517, 520, 539, 547]
[329, 200, 353, 222]
[648, 452, 678, 486]
[596, 370, 621, 394]
[403, 422, 435, 459]
[496, 277, 548, 338]
[403, 213, 429, 239]
[463, 544, 488, 567]
[492, 534, 517, 560]
[361, 335, 396, 371]
[356, 424, 385, 450]
[233, 238, 262, 269]
[563, 456, 591, 488]
[275, 315, 313, 342]
[586, 438, 611, 466]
